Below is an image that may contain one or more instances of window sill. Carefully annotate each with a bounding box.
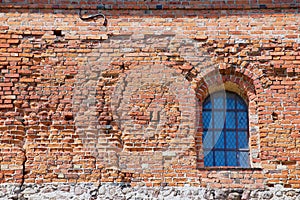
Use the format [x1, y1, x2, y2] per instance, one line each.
[198, 167, 263, 171]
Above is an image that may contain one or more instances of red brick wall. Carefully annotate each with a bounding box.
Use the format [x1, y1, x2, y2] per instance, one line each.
[1, 0, 299, 10]
[0, 1, 300, 189]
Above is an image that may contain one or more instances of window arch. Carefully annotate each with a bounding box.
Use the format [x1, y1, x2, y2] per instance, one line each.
[202, 91, 250, 167]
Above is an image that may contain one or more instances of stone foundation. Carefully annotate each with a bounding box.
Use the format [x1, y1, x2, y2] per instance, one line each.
[1, 183, 299, 200]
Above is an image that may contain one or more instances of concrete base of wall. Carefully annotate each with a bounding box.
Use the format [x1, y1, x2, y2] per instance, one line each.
[0, 183, 299, 200]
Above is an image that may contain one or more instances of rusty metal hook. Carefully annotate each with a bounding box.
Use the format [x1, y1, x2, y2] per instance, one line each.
[79, 8, 107, 26]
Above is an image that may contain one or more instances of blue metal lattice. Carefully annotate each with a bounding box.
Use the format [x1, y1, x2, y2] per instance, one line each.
[202, 91, 250, 167]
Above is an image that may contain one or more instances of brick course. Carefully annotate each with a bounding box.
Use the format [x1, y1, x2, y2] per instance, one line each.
[0, 1, 300, 196]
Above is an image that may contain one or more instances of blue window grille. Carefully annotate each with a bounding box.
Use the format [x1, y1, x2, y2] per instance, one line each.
[202, 91, 250, 167]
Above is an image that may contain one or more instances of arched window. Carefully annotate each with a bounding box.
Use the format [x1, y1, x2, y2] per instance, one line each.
[202, 91, 250, 167]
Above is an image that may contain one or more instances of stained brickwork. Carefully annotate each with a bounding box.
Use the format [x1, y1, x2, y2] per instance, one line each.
[0, 1, 300, 197]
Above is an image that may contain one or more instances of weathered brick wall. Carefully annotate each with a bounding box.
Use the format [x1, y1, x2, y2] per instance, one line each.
[0, 1, 300, 198]
[1, 0, 300, 10]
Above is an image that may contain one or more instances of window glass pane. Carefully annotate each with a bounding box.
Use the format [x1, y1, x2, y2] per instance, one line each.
[214, 131, 224, 149]
[238, 112, 247, 128]
[204, 150, 214, 166]
[226, 111, 236, 129]
[227, 151, 237, 166]
[203, 111, 211, 129]
[238, 132, 248, 149]
[203, 98, 212, 109]
[215, 151, 225, 166]
[226, 131, 236, 149]
[203, 131, 213, 149]
[214, 111, 225, 129]
[238, 151, 250, 167]
[226, 95, 235, 109]
[202, 91, 249, 167]
[213, 95, 224, 109]
[237, 98, 246, 109]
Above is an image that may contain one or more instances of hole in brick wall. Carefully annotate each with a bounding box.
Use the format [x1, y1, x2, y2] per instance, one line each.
[272, 112, 278, 121]
[65, 75, 74, 79]
[282, 161, 296, 165]
[259, 4, 267, 9]
[287, 70, 295, 77]
[284, 184, 292, 188]
[273, 68, 287, 77]
[54, 30, 63, 36]
[64, 114, 73, 121]
[156, 4, 163, 10]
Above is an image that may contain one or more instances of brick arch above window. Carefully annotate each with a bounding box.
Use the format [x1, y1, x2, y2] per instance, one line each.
[194, 68, 258, 103]
[194, 69, 261, 169]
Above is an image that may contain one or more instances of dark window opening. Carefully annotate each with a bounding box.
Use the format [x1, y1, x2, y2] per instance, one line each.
[54, 30, 63, 36]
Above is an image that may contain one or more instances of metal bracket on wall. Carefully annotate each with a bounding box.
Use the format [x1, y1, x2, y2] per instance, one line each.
[79, 8, 107, 26]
